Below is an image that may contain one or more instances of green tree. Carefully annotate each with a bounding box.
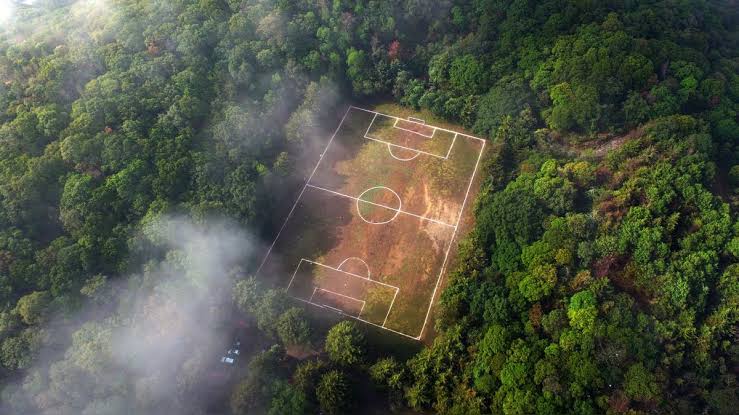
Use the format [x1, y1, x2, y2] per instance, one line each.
[59, 173, 96, 236]
[370, 357, 407, 404]
[268, 381, 310, 415]
[546, 82, 601, 133]
[316, 370, 352, 415]
[254, 289, 289, 335]
[728, 165, 739, 190]
[346, 48, 373, 95]
[1, 329, 40, 370]
[325, 321, 365, 366]
[567, 290, 597, 333]
[293, 359, 327, 393]
[14, 291, 50, 325]
[230, 377, 260, 414]
[624, 363, 659, 402]
[449, 54, 484, 93]
[624, 91, 649, 127]
[475, 73, 533, 137]
[233, 277, 261, 314]
[276, 307, 311, 347]
[231, 346, 287, 413]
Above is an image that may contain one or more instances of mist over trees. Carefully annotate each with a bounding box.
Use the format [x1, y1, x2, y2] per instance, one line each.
[0, 0, 737, 414]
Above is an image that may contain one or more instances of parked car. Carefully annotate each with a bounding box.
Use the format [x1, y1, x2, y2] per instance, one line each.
[219, 338, 241, 365]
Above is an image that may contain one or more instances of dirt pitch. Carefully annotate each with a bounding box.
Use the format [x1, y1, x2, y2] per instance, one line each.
[257, 106, 485, 339]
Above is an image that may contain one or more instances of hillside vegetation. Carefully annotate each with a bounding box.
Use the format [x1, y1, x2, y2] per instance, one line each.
[0, 1, 737, 414]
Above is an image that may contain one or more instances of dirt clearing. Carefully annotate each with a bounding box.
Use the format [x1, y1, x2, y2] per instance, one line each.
[257, 106, 485, 339]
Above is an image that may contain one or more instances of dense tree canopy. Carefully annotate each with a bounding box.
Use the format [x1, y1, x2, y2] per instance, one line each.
[0, 0, 736, 414]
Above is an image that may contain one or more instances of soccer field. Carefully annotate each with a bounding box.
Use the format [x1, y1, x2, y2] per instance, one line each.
[257, 106, 485, 339]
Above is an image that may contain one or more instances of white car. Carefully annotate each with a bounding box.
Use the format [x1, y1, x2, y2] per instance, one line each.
[227, 349, 240, 356]
[220, 356, 234, 365]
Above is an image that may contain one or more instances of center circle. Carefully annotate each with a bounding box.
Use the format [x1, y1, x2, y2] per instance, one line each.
[356, 186, 402, 225]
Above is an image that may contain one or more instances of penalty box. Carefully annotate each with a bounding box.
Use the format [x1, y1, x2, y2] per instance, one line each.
[365, 112, 458, 159]
[257, 106, 485, 340]
[289, 259, 399, 326]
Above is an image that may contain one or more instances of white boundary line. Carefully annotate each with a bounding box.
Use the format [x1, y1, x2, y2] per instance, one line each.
[407, 116, 425, 124]
[312, 287, 366, 318]
[306, 184, 456, 228]
[364, 112, 378, 138]
[288, 258, 400, 292]
[293, 296, 419, 340]
[356, 186, 402, 225]
[392, 116, 436, 138]
[255, 107, 352, 275]
[289, 258, 404, 331]
[257, 105, 486, 341]
[337, 257, 371, 279]
[323, 304, 345, 313]
[367, 112, 448, 159]
[352, 106, 485, 142]
[387, 143, 420, 161]
[445, 133, 458, 159]
[382, 289, 399, 327]
[365, 134, 449, 160]
[416, 135, 486, 339]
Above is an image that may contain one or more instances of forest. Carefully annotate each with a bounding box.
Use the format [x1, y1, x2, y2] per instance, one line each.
[0, 0, 737, 414]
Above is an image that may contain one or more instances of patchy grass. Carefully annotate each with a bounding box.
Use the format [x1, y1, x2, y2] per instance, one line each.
[258, 106, 485, 339]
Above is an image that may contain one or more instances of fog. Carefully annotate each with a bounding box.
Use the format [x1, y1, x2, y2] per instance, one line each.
[0, 1, 344, 413]
[0, 1, 16, 26]
[2, 215, 257, 414]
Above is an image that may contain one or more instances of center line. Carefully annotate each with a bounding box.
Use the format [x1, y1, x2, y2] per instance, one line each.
[305, 184, 456, 228]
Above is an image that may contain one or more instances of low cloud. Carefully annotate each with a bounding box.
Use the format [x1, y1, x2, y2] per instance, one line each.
[2, 214, 256, 415]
